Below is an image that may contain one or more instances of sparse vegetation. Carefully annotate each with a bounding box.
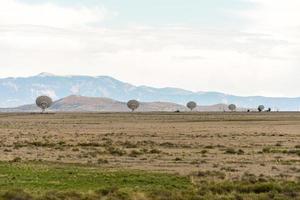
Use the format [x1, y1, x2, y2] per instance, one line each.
[1, 112, 300, 199]
[224, 148, 244, 155]
[1, 162, 300, 200]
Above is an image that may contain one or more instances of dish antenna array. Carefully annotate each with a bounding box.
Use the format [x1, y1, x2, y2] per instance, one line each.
[127, 100, 140, 112]
[258, 105, 265, 112]
[186, 101, 197, 111]
[228, 104, 237, 112]
[30, 95, 281, 113]
[36, 96, 53, 113]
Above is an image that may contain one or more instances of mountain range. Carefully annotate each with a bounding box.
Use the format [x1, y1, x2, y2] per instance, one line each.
[0, 72, 299, 111]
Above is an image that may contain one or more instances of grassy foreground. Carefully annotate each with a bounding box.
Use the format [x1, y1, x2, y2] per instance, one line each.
[0, 162, 196, 200]
[0, 162, 300, 200]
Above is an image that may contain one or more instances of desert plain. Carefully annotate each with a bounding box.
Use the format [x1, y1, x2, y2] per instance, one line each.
[0, 112, 300, 199]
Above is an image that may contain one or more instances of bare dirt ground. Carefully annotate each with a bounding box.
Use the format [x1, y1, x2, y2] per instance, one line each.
[1, 112, 300, 180]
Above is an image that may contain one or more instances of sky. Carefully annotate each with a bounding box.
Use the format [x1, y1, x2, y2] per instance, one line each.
[0, 0, 300, 97]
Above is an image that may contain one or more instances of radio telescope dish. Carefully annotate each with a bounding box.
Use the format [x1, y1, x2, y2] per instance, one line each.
[228, 104, 237, 112]
[36, 96, 53, 113]
[127, 100, 140, 112]
[187, 101, 197, 111]
[258, 105, 265, 112]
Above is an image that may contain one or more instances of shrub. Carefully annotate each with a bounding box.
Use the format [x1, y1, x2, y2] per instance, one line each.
[225, 148, 236, 154]
[237, 149, 245, 155]
[11, 157, 22, 163]
[97, 158, 109, 164]
[123, 141, 138, 148]
[201, 150, 208, 154]
[295, 145, 300, 149]
[174, 157, 183, 161]
[2, 189, 33, 200]
[149, 149, 161, 154]
[129, 150, 143, 157]
[262, 147, 271, 153]
[106, 147, 126, 156]
[195, 170, 226, 179]
[96, 187, 131, 200]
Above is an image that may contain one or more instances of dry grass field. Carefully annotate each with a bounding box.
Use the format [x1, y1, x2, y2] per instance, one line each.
[1, 112, 300, 199]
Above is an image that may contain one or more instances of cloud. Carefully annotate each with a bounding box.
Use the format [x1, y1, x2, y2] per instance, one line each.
[1, 24, 296, 96]
[0, 0, 112, 28]
[242, 0, 300, 32]
[0, 0, 299, 97]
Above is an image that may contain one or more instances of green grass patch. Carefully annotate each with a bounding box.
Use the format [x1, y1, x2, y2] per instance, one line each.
[0, 162, 300, 200]
[0, 162, 192, 194]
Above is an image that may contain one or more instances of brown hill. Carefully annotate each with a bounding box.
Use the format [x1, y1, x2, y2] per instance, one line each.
[0, 95, 243, 112]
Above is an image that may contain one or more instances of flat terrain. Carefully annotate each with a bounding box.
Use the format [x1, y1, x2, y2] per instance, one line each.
[0, 112, 300, 199]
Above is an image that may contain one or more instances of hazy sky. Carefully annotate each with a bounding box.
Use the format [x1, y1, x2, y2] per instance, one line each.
[0, 0, 299, 97]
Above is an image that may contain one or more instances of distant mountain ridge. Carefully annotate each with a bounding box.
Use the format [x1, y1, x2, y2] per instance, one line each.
[0, 73, 299, 110]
